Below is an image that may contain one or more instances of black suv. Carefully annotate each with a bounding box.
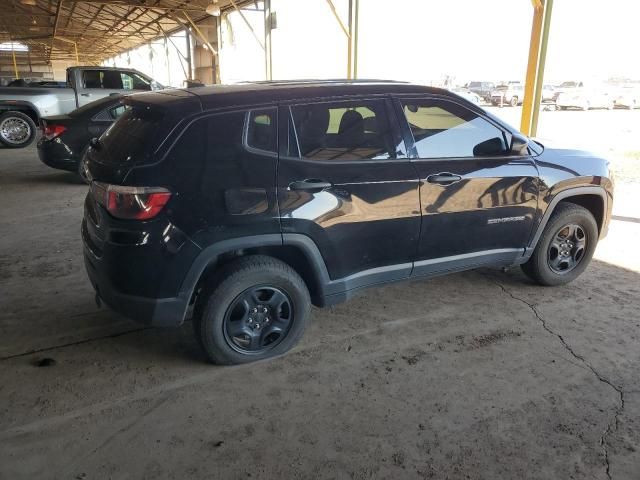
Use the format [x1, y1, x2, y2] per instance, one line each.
[82, 80, 613, 364]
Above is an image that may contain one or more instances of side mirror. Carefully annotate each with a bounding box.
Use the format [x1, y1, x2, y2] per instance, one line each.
[473, 137, 507, 156]
[510, 133, 529, 156]
[89, 137, 101, 150]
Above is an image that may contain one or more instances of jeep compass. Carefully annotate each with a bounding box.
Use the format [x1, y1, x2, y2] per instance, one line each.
[82, 80, 613, 364]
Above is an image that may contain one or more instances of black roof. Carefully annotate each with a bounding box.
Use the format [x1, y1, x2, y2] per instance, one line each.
[129, 80, 451, 113]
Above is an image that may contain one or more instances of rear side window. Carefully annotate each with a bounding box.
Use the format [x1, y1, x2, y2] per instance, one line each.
[96, 107, 163, 165]
[290, 99, 396, 161]
[400, 99, 507, 158]
[109, 104, 129, 119]
[83, 70, 124, 89]
[245, 108, 277, 155]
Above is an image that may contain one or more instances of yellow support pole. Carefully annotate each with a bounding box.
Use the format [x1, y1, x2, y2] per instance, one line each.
[12, 47, 20, 79]
[520, 2, 544, 135]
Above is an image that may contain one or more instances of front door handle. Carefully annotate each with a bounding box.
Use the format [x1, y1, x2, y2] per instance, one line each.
[80, 93, 92, 97]
[426, 172, 462, 185]
[288, 179, 333, 192]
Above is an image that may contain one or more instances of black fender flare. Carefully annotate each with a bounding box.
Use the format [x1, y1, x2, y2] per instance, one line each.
[175, 233, 332, 322]
[526, 186, 608, 255]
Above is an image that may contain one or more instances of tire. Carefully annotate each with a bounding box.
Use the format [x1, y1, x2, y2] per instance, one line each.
[521, 203, 598, 286]
[0, 111, 37, 148]
[193, 255, 311, 365]
[510, 96, 518, 107]
[77, 147, 90, 184]
[582, 101, 590, 111]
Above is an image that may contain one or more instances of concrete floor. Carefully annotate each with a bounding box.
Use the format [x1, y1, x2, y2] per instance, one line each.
[1, 141, 639, 480]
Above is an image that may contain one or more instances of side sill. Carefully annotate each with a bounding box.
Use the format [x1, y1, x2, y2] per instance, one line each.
[320, 248, 524, 307]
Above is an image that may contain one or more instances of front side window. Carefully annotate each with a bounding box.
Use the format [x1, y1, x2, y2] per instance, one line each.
[290, 99, 395, 161]
[120, 72, 152, 91]
[400, 99, 508, 158]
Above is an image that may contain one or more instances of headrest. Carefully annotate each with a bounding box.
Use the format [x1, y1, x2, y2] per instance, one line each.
[338, 110, 364, 136]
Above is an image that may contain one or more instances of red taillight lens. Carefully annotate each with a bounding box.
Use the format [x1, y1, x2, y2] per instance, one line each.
[43, 124, 67, 140]
[92, 182, 171, 220]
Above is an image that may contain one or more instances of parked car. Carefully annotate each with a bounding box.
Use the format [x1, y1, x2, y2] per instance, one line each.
[542, 84, 556, 103]
[37, 95, 128, 178]
[466, 81, 494, 101]
[83, 80, 613, 365]
[556, 85, 614, 110]
[0, 66, 161, 148]
[451, 87, 482, 104]
[551, 81, 584, 103]
[613, 85, 640, 109]
[490, 84, 524, 106]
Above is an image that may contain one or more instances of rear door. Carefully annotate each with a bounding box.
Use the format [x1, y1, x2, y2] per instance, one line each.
[394, 96, 539, 275]
[277, 97, 421, 285]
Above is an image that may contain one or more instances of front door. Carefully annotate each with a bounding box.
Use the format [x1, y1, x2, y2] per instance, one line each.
[394, 96, 539, 275]
[76, 69, 152, 107]
[277, 98, 421, 287]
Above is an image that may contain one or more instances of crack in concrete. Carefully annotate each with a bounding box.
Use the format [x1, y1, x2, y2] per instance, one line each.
[0, 327, 150, 361]
[485, 274, 625, 480]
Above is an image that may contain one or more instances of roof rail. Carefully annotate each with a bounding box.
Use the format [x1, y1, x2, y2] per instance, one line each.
[236, 79, 410, 86]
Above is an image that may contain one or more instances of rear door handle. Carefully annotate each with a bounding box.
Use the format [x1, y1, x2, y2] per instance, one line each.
[288, 179, 333, 192]
[80, 93, 91, 97]
[426, 172, 462, 185]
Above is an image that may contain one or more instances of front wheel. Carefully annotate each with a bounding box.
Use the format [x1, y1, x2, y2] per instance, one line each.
[194, 255, 311, 364]
[0, 111, 37, 148]
[521, 203, 598, 286]
[510, 96, 519, 107]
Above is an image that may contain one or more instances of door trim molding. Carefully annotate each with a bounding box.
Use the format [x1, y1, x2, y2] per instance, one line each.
[412, 248, 524, 278]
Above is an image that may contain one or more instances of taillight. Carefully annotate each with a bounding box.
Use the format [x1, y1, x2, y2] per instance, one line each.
[91, 182, 171, 220]
[43, 124, 67, 140]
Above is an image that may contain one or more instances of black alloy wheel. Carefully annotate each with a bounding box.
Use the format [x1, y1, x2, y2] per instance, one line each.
[194, 255, 311, 365]
[223, 286, 293, 354]
[521, 202, 598, 286]
[547, 223, 587, 274]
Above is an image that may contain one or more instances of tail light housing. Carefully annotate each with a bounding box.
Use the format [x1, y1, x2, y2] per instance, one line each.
[91, 182, 171, 220]
[42, 123, 67, 140]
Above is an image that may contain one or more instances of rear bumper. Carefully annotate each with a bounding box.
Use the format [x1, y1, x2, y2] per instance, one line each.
[81, 210, 198, 327]
[85, 254, 185, 327]
[83, 235, 188, 327]
[37, 138, 79, 172]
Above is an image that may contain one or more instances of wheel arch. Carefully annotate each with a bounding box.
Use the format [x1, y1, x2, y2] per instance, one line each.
[180, 234, 331, 322]
[0, 101, 41, 124]
[528, 186, 608, 253]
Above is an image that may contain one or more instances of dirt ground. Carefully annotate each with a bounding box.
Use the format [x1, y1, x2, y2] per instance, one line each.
[1, 108, 639, 480]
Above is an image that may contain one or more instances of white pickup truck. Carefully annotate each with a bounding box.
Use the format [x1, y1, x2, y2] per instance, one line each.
[0, 66, 162, 148]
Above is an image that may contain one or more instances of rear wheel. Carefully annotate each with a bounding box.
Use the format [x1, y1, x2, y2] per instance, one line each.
[521, 203, 598, 286]
[194, 255, 311, 365]
[0, 111, 37, 148]
[510, 96, 519, 107]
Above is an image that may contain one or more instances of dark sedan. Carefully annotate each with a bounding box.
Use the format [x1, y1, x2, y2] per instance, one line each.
[37, 95, 128, 177]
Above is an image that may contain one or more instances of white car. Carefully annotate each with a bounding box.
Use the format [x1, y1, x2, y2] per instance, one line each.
[556, 87, 614, 111]
[613, 86, 640, 109]
[490, 84, 524, 107]
[450, 88, 482, 104]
